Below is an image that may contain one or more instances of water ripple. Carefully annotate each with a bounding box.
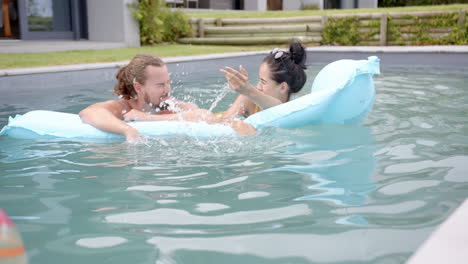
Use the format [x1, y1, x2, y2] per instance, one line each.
[105, 204, 311, 225]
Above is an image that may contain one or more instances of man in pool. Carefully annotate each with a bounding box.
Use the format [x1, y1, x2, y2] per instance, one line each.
[79, 54, 255, 141]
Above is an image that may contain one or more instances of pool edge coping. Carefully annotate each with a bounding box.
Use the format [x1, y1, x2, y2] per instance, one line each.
[1, 45, 467, 76]
[407, 198, 468, 264]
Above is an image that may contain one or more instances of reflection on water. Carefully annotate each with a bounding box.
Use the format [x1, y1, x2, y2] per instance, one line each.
[106, 204, 311, 225]
[0, 64, 467, 264]
[384, 156, 468, 182]
[283, 125, 376, 207]
[147, 227, 433, 263]
[76, 236, 128, 249]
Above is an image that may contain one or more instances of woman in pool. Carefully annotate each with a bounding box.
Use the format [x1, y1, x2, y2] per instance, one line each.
[219, 40, 307, 118]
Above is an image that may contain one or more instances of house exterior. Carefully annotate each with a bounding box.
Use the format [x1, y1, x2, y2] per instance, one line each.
[172, 0, 377, 11]
[1, 0, 140, 47]
[1, 0, 377, 46]
[196, 0, 377, 11]
[282, 0, 378, 10]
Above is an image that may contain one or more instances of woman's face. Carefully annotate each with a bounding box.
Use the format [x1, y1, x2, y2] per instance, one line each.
[138, 65, 171, 108]
[257, 63, 287, 101]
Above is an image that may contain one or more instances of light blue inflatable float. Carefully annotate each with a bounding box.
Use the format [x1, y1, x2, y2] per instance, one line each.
[0, 56, 380, 141]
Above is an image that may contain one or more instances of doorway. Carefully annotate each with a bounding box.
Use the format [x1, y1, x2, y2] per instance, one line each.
[267, 0, 282, 10]
[1, 0, 19, 38]
[6, 0, 88, 40]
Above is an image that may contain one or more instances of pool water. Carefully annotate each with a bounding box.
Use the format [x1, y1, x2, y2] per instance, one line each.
[0, 55, 467, 264]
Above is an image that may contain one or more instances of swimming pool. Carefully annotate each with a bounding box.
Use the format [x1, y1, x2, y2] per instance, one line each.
[0, 53, 467, 264]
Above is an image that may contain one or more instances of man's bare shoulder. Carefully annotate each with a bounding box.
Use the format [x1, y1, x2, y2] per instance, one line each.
[80, 99, 132, 118]
[90, 99, 130, 109]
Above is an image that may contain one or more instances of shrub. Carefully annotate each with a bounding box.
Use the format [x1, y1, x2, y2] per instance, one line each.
[322, 9, 467, 46]
[387, 12, 467, 45]
[161, 8, 193, 43]
[300, 3, 319, 10]
[130, 0, 193, 45]
[322, 17, 361, 45]
[378, 0, 468, 7]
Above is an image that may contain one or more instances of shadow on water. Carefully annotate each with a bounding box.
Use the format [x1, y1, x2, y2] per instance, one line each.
[278, 124, 376, 209]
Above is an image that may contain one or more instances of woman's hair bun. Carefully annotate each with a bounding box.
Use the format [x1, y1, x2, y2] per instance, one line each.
[289, 40, 306, 68]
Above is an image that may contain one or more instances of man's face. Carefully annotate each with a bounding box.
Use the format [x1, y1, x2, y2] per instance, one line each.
[138, 65, 171, 108]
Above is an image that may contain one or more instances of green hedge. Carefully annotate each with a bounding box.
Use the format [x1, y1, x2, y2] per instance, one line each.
[322, 17, 361, 45]
[130, 0, 193, 45]
[387, 12, 467, 45]
[378, 0, 468, 7]
[323, 10, 467, 45]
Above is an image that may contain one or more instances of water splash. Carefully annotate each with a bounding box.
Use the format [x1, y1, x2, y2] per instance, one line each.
[208, 83, 231, 113]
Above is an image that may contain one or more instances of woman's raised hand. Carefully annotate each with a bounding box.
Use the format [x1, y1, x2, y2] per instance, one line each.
[220, 65, 253, 96]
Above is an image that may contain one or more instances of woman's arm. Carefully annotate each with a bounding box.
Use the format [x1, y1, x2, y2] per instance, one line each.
[228, 120, 256, 136]
[221, 95, 254, 119]
[220, 66, 283, 111]
[79, 100, 140, 141]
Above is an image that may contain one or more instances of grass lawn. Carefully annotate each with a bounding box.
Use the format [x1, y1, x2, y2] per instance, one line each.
[187, 4, 468, 19]
[0, 44, 279, 69]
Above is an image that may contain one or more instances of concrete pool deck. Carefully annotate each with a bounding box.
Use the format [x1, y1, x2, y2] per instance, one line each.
[408, 199, 468, 264]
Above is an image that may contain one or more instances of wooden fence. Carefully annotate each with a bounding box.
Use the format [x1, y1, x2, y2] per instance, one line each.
[178, 9, 466, 46]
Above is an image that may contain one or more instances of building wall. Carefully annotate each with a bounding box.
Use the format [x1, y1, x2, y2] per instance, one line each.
[341, 0, 355, 9]
[244, 0, 267, 11]
[358, 0, 377, 8]
[338, 0, 378, 9]
[198, 0, 233, 9]
[86, 0, 140, 47]
[283, 0, 376, 10]
[282, 0, 323, 10]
